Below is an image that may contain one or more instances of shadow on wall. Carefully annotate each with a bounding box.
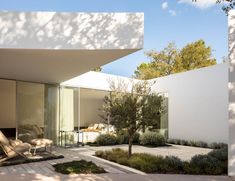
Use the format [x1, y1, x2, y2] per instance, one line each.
[0, 12, 143, 49]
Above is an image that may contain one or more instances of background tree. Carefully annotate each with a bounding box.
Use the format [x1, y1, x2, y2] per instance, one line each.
[134, 40, 216, 80]
[92, 67, 102, 72]
[135, 42, 180, 79]
[101, 80, 164, 157]
[193, 0, 235, 15]
[179, 40, 216, 71]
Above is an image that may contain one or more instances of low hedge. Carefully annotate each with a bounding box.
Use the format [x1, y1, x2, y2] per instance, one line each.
[139, 132, 166, 147]
[95, 134, 118, 146]
[95, 147, 228, 175]
[167, 138, 227, 149]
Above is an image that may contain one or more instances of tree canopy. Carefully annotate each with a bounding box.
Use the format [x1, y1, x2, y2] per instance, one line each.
[101, 80, 164, 157]
[134, 40, 217, 80]
[193, 0, 235, 15]
[92, 67, 102, 72]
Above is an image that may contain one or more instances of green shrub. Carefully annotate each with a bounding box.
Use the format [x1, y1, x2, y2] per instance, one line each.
[140, 132, 166, 147]
[195, 141, 208, 148]
[208, 147, 228, 161]
[95, 148, 228, 175]
[210, 142, 228, 149]
[162, 156, 184, 173]
[106, 148, 128, 162]
[117, 130, 140, 144]
[208, 148, 228, 173]
[128, 153, 164, 173]
[95, 150, 105, 158]
[167, 139, 227, 149]
[116, 157, 129, 165]
[189, 140, 197, 147]
[180, 140, 188, 146]
[53, 160, 106, 174]
[96, 134, 117, 146]
[188, 155, 223, 175]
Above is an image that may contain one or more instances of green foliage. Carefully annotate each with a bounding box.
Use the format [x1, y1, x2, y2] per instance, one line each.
[188, 155, 223, 175]
[134, 40, 217, 80]
[208, 147, 228, 162]
[139, 132, 166, 147]
[95, 134, 117, 146]
[167, 138, 227, 149]
[95, 148, 228, 175]
[210, 142, 228, 149]
[101, 80, 164, 156]
[117, 130, 140, 144]
[92, 67, 102, 72]
[53, 160, 106, 174]
[193, 0, 235, 15]
[163, 156, 184, 173]
[128, 153, 164, 173]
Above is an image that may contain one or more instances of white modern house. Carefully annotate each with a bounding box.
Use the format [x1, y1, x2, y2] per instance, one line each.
[0, 11, 144, 142]
[62, 63, 228, 144]
[0, 9, 235, 176]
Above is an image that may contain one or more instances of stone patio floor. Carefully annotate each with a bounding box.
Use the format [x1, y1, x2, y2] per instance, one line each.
[0, 144, 232, 181]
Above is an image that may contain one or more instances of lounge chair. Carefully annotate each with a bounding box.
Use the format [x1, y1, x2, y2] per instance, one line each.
[0, 131, 31, 162]
[18, 125, 53, 155]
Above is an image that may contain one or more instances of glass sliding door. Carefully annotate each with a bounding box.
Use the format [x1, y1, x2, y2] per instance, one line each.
[59, 87, 79, 146]
[16, 81, 60, 145]
[44, 84, 60, 145]
[17, 81, 45, 142]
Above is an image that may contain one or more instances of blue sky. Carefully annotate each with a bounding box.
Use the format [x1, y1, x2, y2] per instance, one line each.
[0, 0, 228, 77]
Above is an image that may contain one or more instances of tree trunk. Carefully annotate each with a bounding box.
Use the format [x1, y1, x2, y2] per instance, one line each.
[128, 135, 133, 158]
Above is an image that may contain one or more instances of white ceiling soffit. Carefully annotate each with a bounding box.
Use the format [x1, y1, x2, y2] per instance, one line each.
[0, 11, 144, 83]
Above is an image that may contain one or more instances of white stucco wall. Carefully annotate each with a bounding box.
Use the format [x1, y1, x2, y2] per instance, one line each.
[228, 10, 235, 176]
[0, 11, 143, 50]
[150, 64, 228, 143]
[0, 11, 144, 83]
[64, 64, 228, 144]
[61, 71, 140, 91]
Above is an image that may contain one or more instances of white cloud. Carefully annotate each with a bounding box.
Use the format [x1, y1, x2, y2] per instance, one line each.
[169, 10, 177, 16]
[161, 1, 177, 16]
[162, 2, 168, 9]
[178, 0, 217, 9]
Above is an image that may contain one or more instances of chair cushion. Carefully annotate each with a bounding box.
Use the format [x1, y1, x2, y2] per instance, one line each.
[9, 139, 23, 147]
[30, 139, 53, 147]
[14, 143, 31, 153]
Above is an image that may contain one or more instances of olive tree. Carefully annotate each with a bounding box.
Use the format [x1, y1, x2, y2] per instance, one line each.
[101, 79, 164, 157]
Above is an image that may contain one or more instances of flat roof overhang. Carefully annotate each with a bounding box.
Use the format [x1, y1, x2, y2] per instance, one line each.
[0, 11, 144, 83]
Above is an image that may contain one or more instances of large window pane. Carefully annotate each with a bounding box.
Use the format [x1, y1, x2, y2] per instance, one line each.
[17, 81, 45, 142]
[44, 84, 60, 144]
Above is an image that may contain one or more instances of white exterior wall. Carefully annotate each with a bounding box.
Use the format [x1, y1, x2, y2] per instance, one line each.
[0, 12, 143, 50]
[0, 11, 144, 83]
[64, 64, 228, 144]
[228, 10, 235, 176]
[150, 64, 228, 143]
